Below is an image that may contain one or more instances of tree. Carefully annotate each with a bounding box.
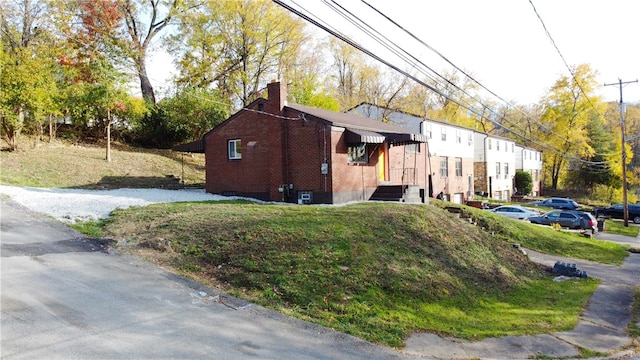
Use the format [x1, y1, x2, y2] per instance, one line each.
[160, 87, 229, 141]
[392, 68, 488, 131]
[514, 171, 533, 195]
[565, 111, 616, 191]
[285, 39, 339, 111]
[424, 69, 478, 129]
[130, 87, 227, 148]
[327, 37, 410, 112]
[57, 3, 129, 160]
[538, 64, 603, 190]
[0, 0, 59, 150]
[69, 0, 181, 104]
[170, 0, 306, 108]
[117, 0, 180, 103]
[288, 74, 340, 111]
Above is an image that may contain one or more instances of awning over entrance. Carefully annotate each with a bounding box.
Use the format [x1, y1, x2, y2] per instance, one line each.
[345, 128, 386, 144]
[172, 139, 205, 153]
[383, 132, 428, 144]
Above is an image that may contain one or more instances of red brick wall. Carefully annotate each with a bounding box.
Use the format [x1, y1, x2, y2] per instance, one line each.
[205, 104, 285, 201]
[280, 111, 331, 202]
[428, 156, 474, 201]
[204, 81, 430, 204]
[330, 128, 379, 202]
[387, 143, 429, 187]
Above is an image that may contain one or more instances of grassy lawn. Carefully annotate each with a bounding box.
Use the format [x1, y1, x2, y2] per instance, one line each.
[0, 138, 205, 189]
[96, 201, 613, 347]
[2, 138, 633, 348]
[605, 220, 640, 237]
[430, 202, 629, 265]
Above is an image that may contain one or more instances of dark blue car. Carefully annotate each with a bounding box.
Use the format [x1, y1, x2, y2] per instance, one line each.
[529, 210, 597, 233]
[594, 204, 640, 224]
[532, 197, 579, 210]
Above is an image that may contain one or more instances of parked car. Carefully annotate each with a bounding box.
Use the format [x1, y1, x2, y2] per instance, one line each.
[569, 210, 598, 234]
[529, 210, 597, 232]
[489, 205, 540, 220]
[594, 204, 640, 224]
[531, 197, 579, 210]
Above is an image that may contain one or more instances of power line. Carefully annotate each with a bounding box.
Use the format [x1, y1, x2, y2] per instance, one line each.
[358, 0, 611, 158]
[527, 0, 610, 133]
[279, 1, 615, 166]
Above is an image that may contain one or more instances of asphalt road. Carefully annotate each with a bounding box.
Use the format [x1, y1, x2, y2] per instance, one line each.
[0, 199, 416, 360]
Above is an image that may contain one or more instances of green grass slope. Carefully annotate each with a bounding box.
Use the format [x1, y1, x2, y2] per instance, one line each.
[102, 201, 616, 347]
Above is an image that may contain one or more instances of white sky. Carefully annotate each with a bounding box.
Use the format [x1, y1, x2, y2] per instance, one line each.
[146, 0, 640, 105]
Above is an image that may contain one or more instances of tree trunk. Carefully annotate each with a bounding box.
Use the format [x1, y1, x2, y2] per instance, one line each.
[105, 109, 111, 162]
[14, 107, 24, 151]
[137, 58, 156, 104]
[48, 114, 54, 142]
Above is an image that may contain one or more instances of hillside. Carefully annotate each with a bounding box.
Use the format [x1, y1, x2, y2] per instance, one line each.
[0, 138, 205, 189]
[0, 138, 630, 348]
[102, 200, 613, 348]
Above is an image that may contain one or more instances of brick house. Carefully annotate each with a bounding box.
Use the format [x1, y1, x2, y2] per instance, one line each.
[349, 103, 475, 204]
[473, 132, 517, 200]
[175, 81, 429, 204]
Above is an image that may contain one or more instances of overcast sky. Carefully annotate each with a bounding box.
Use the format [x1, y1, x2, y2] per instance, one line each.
[147, 0, 640, 106]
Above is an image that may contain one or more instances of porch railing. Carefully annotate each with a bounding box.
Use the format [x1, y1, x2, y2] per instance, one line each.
[389, 167, 417, 185]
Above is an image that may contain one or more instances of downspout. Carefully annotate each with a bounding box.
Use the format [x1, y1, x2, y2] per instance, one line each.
[484, 134, 490, 197]
[361, 161, 366, 201]
[421, 121, 433, 200]
[323, 124, 327, 192]
[283, 116, 290, 201]
[401, 143, 406, 186]
[413, 143, 417, 185]
[424, 140, 429, 203]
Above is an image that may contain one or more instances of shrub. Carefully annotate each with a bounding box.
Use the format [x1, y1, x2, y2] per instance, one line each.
[515, 171, 533, 195]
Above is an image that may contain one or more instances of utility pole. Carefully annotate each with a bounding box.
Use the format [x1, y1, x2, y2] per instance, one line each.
[604, 78, 638, 227]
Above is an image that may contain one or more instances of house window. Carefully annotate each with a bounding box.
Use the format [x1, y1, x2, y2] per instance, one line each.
[407, 143, 420, 153]
[467, 133, 472, 146]
[496, 162, 501, 177]
[228, 139, 242, 160]
[440, 157, 448, 177]
[511, 143, 514, 153]
[488, 139, 492, 150]
[455, 157, 462, 177]
[348, 143, 368, 164]
[441, 127, 446, 141]
[504, 163, 509, 179]
[496, 141, 500, 151]
[456, 130, 462, 144]
[425, 123, 432, 139]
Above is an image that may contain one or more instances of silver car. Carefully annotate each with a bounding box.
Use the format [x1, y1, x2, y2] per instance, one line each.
[490, 205, 540, 220]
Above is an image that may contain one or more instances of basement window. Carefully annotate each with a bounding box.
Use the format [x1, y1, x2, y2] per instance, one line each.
[228, 139, 242, 160]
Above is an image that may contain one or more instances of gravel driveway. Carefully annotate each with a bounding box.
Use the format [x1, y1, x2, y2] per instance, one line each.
[0, 185, 251, 223]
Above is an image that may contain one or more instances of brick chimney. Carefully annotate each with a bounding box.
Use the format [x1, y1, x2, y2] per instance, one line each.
[266, 80, 287, 114]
